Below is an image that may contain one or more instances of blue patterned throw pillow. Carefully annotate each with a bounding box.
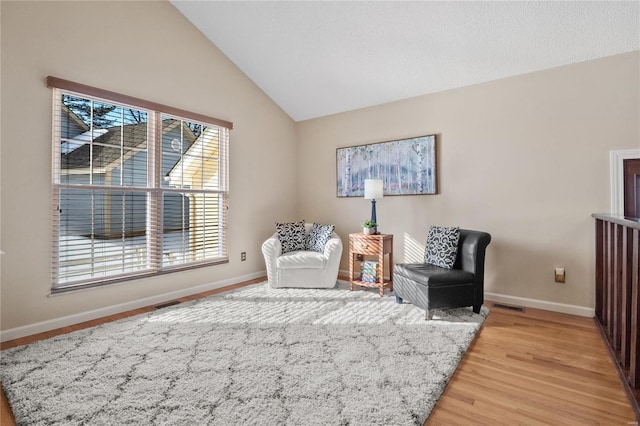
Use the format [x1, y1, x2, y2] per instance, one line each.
[305, 223, 335, 253]
[424, 226, 460, 269]
[275, 220, 306, 254]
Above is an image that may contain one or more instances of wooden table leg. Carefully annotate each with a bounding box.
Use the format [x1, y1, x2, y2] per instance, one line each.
[349, 252, 354, 291]
[378, 249, 384, 297]
[389, 249, 393, 293]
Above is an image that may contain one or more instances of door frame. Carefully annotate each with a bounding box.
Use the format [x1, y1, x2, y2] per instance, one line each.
[611, 149, 640, 214]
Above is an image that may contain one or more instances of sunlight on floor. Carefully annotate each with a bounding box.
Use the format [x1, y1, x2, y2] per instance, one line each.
[146, 283, 484, 327]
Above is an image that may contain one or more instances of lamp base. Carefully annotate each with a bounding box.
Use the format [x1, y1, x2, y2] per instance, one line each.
[370, 200, 378, 234]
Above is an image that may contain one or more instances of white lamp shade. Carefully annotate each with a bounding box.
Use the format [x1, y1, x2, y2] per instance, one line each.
[364, 179, 384, 199]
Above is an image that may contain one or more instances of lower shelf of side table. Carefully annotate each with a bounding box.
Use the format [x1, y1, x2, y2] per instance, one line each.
[350, 279, 392, 296]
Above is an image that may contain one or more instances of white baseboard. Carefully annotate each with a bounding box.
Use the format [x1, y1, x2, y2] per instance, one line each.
[485, 292, 594, 317]
[0, 271, 267, 343]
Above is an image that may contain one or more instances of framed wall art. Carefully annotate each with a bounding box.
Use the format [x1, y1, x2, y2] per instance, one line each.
[336, 134, 437, 197]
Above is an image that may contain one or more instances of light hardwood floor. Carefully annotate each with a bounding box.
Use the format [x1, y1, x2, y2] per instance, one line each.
[426, 303, 637, 425]
[1, 278, 636, 425]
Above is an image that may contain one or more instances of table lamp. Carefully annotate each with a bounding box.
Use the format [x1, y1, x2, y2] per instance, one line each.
[364, 179, 383, 234]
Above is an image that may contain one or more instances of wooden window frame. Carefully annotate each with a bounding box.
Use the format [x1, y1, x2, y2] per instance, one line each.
[48, 77, 232, 294]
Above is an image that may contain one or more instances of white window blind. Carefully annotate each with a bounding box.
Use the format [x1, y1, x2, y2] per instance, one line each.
[50, 77, 231, 292]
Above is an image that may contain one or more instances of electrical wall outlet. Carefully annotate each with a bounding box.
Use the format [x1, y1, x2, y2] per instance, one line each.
[554, 267, 565, 283]
[241, 252, 246, 261]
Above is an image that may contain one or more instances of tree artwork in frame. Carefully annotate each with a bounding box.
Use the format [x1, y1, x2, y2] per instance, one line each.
[336, 134, 437, 197]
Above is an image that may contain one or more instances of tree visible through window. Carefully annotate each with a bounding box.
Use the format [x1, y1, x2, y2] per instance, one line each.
[50, 79, 231, 292]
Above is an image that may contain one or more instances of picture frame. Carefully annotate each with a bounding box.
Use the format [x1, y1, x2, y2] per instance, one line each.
[336, 134, 437, 197]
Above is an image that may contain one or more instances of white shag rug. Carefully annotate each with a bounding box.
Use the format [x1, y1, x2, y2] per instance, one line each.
[1, 281, 487, 425]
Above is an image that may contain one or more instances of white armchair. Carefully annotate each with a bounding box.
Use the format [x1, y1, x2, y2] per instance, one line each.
[262, 223, 343, 288]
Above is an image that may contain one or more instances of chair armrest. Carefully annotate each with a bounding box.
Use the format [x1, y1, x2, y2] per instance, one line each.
[323, 233, 342, 257]
[322, 234, 343, 287]
[457, 230, 491, 275]
[262, 233, 281, 253]
[262, 233, 282, 285]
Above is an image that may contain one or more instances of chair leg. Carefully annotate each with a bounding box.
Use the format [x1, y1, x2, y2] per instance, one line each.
[425, 310, 433, 320]
[473, 304, 481, 314]
[395, 296, 403, 304]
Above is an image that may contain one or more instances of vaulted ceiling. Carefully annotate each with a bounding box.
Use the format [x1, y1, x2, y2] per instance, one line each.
[172, 1, 639, 122]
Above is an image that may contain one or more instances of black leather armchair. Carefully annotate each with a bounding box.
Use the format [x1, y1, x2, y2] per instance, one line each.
[393, 229, 491, 319]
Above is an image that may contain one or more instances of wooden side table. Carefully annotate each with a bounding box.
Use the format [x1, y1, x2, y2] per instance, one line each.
[349, 233, 393, 297]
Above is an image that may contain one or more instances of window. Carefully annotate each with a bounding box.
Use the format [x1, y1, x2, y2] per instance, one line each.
[49, 77, 232, 293]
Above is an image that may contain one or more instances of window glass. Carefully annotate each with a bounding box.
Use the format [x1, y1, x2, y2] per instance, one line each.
[52, 89, 229, 291]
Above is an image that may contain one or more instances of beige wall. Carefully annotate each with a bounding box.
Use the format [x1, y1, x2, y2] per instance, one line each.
[297, 52, 640, 309]
[0, 1, 297, 331]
